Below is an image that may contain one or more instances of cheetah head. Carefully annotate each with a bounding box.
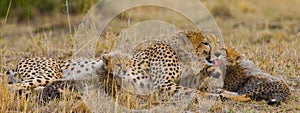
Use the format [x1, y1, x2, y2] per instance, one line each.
[184, 30, 225, 66]
[102, 51, 131, 77]
[225, 45, 245, 65]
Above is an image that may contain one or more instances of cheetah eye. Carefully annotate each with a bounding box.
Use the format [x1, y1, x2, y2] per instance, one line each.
[202, 42, 209, 46]
[116, 64, 122, 68]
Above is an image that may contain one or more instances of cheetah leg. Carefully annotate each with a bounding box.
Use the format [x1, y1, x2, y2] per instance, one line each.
[218, 89, 251, 102]
[157, 82, 221, 103]
[7, 78, 55, 90]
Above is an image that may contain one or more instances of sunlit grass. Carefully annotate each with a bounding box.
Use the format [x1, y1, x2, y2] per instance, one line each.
[0, 0, 299, 112]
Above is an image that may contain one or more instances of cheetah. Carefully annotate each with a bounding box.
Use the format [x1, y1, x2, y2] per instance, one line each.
[219, 45, 290, 105]
[101, 30, 225, 104]
[6, 58, 104, 90]
[175, 31, 226, 91]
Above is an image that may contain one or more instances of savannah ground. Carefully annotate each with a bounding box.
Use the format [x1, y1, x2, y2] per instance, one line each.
[0, 0, 299, 112]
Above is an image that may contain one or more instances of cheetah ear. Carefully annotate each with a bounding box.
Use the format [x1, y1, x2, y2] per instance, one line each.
[102, 54, 111, 69]
[101, 54, 111, 70]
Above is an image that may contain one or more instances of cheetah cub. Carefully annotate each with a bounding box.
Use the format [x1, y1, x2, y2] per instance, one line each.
[220, 45, 290, 105]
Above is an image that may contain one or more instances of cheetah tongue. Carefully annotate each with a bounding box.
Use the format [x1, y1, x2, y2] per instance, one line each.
[214, 59, 221, 66]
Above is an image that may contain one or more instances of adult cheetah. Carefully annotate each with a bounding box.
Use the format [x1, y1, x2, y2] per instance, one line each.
[101, 31, 225, 103]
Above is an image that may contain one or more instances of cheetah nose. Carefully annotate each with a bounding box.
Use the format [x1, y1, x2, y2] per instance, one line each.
[122, 70, 127, 74]
[214, 52, 222, 57]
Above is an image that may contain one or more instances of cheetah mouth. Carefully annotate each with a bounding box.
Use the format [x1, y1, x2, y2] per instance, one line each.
[213, 59, 221, 66]
[205, 58, 221, 67]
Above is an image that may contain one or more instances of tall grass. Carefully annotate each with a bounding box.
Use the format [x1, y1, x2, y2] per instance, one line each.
[0, 0, 98, 21]
[0, 0, 299, 112]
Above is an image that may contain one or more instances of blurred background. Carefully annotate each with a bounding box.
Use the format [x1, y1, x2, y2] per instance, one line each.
[1, 0, 300, 40]
[0, 0, 97, 20]
[0, 0, 97, 38]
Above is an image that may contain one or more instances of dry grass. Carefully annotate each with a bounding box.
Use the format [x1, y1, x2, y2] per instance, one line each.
[0, 0, 299, 112]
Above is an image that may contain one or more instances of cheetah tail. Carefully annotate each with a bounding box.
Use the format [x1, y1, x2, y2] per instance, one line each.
[267, 96, 284, 106]
[6, 69, 16, 84]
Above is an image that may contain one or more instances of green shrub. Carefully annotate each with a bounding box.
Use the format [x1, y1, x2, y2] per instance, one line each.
[0, 0, 98, 20]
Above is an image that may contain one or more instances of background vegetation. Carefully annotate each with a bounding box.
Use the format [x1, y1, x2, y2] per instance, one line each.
[0, 0, 299, 112]
[0, 0, 97, 20]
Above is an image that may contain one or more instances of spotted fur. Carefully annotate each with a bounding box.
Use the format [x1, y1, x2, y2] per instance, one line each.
[7, 58, 63, 90]
[221, 45, 290, 105]
[102, 30, 225, 103]
[60, 58, 105, 80]
[6, 57, 104, 90]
